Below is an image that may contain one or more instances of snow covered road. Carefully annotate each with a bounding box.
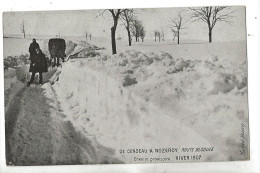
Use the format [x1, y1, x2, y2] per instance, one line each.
[3, 39, 249, 164]
[4, 68, 122, 165]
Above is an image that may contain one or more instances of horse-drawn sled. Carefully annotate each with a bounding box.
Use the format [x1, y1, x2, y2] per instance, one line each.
[48, 38, 66, 67]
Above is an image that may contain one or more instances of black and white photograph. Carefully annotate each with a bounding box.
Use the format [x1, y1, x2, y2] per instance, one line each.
[3, 6, 249, 166]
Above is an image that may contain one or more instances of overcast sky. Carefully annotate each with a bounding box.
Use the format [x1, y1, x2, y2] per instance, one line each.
[3, 6, 246, 41]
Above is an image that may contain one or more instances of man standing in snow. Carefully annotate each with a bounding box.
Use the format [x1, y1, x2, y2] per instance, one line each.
[27, 48, 48, 86]
[29, 38, 40, 61]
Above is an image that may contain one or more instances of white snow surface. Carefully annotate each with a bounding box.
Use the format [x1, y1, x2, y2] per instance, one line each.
[52, 40, 249, 162]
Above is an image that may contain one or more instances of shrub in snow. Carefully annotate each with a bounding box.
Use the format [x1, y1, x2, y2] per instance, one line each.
[122, 75, 137, 87]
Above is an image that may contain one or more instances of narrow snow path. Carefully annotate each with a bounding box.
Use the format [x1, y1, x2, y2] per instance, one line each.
[5, 69, 122, 165]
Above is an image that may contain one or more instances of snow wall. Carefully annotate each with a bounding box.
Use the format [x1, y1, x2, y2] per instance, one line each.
[53, 62, 247, 162]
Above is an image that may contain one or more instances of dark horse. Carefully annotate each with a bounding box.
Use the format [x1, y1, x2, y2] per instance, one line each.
[48, 38, 66, 67]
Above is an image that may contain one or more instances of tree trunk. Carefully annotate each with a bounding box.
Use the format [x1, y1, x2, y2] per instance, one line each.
[111, 27, 117, 54]
[127, 27, 131, 46]
[23, 32, 25, 39]
[177, 32, 180, 44]
[209, 28, 212, 43]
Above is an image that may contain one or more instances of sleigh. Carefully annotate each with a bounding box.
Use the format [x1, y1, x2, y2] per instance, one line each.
[48, 38, 66, 67]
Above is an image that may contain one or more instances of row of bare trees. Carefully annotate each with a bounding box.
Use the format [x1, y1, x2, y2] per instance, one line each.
[153, 29, 165, 42]
[85, 32, 92, 41]
[101, 7, 233, 54]
[19, 7, 233, 54]
[131, 20, 145, 42]
[189, 7, 233, 43]
[120, 10, 146, 45]
[99, 9, 146, 54]
[168, 7, 233, 44]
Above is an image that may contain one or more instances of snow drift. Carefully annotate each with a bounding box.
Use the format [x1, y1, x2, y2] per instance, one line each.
[52, 41, 248, 162]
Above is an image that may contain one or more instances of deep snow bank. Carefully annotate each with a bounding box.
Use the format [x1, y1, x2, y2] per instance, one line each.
[52, 41, 249, 162]
[79, 47, 247, 100]
[52, 62, 224, 162]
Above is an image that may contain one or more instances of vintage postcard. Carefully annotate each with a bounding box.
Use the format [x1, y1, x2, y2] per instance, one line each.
[3, 6, 249, 165]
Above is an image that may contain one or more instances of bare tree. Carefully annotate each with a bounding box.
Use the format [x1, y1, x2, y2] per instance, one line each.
[153, 30, 161, 42]
[169, 12, 186, 44]
[157, 31, 161, 42]
[140, 25, 145, 42]
[161, 29, 165, 41]
[85, 32, 88, 40]
[121, 9, 134, 46]
[98, 9, 127, 54]
[131, 19, 142, 42]
[153, 30, 157, 42]
[189, 6, 234, 43]
[21, 20, 25, 39]
[89, 34, 92, 41]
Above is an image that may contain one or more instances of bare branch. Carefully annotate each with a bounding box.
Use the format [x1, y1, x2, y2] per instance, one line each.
[96, 9, 108, 18]
[169, 12, 187, 43]
[189, 6, 235, 42]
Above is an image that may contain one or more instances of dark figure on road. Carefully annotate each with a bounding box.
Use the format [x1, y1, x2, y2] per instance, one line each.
[29, 38, 40, 60]
[28, 48, 48, 86]
[48, 38, 66, 67]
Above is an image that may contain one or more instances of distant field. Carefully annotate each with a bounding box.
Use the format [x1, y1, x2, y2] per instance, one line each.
[3, 38, 49, 57]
